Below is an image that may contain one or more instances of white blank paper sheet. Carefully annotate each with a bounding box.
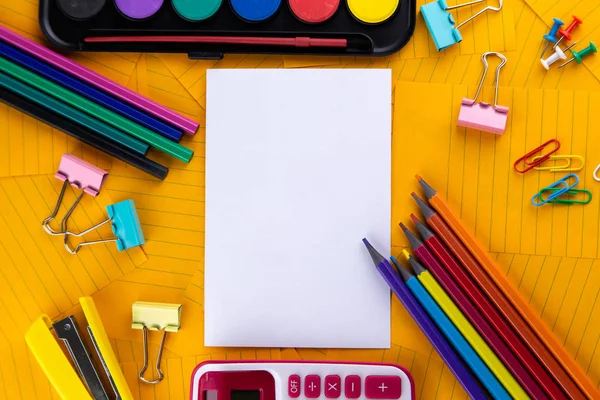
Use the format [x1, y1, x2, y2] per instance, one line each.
[205, 69, 391, 348]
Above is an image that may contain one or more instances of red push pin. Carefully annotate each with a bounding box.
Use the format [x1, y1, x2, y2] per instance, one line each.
[554, 15, 582, 49]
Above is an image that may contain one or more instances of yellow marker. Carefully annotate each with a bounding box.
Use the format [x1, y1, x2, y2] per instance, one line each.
[417, 270, 530, 399]
[347, 0, 400, 24]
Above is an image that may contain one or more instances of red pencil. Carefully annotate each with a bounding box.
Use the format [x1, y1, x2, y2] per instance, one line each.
[84, 36, 348, 48]
[408, 212, 564, 399]
[399, 223, 548, 399]
[412, 193, 586, 400]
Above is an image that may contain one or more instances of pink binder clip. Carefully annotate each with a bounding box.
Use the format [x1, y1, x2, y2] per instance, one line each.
[42, 154, 108, 236]
[458, 52, 509, 135]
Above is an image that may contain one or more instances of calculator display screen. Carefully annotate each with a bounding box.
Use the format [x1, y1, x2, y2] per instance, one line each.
[231, 390, 261, 400]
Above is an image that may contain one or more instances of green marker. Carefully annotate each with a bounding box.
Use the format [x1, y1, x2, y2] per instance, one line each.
[559, 41, 597, 68]
[0, 57, 194, 163]
[0, 71, 150, 155]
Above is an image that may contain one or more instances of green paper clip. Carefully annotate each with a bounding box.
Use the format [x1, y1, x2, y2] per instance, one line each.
[539, 188, 592, 205]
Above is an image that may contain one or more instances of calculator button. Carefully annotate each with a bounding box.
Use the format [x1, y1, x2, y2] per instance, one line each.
[344, 375, 361, 399]
[325, 375, 341, 398]
[305, 375, 321, 398]
[288, 375, 301, 398]
[365, 376, 402, 399]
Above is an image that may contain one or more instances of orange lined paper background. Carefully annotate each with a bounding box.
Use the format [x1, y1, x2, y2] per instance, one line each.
[1, 0, 600, 398]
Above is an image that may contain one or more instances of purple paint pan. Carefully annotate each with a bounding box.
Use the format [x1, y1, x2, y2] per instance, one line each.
[114, 0, 164, 19]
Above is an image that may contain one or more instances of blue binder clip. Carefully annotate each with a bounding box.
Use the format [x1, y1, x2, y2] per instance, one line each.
[63, 200, 145, 254]
[421, 0, 503, 51]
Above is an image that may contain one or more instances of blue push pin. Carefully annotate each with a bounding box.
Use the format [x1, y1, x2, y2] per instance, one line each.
[540, 18, 565, 58]
[541, 18, 564, 58]
[62, 199, 146, 254]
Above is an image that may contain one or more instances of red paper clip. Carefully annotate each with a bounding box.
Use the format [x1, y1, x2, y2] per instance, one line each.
[513, 139, 561, 173]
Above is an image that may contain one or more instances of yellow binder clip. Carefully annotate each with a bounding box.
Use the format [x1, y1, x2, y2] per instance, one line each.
[132, 301, 182, 384]
[25, 297, 133, 400]
[532, 155, 585, 172]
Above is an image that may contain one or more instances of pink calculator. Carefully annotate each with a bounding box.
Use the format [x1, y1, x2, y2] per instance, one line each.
[190, 361, 415, 400]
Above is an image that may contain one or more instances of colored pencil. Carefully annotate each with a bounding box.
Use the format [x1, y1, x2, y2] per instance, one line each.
[409, 212, 564, 399]
[0, 87, 168, 180]
[0, 42, 183, 142]
[85, 36, 348, 48]
[399, 225, 537, 399]
[0, 25, 199, 134]
[416, 176, 594, 399]
[0, 71, 150, 156]
[362, 239, 487, 400]
[0, 57, 193, 163]
[390, 255, 511, 399]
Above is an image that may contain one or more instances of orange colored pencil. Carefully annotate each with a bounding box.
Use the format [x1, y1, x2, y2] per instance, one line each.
[416, 175, 599, 400]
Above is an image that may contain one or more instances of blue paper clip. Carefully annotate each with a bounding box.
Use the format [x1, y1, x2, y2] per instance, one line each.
[532, 174, 580, 207]
[63, 200, 145, 254]
[421, 0, 503, 51]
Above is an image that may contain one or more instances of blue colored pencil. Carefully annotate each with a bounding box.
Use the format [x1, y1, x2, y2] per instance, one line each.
[362, 239, 487, 400]
[391, 253, 512, 400]
[0, 42, 183, 143]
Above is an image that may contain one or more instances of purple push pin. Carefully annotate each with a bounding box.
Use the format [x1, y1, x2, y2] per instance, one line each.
[114, 0, 164, 19]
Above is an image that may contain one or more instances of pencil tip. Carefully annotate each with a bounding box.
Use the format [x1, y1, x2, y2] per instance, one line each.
[391, 256, 414, 282]
[362, 238, 385, 266]
[415, 174, 422, 182]
[399, 222, 423, 250]
[401, 249, 411, 262]
[411, 193, 436, 219]
[408, 256, 427, 275]
[411, 214, 433, 240]
[417, 177, 437, 200]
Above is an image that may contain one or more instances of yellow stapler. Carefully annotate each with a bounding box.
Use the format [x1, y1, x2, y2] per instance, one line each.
[25, 297, 133, 400]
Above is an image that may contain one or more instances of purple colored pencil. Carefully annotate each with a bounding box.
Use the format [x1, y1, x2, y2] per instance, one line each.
[0, 25, 199, 135]
[362, 239, 487, 400]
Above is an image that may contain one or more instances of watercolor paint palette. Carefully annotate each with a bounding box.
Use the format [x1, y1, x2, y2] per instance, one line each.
[40, 0, 415, 58]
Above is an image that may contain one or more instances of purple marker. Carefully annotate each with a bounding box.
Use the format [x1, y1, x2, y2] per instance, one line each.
[362, 239, 487, 400]
[0, 25, 199, 134]
[115, 0, 164, 19]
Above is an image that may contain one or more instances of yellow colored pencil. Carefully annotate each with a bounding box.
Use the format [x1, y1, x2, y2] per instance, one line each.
[408, 255, 530, 400]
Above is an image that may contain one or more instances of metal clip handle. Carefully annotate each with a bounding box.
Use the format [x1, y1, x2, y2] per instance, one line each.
[139, 325, 166, 384]
[446, 0, 484, 10]
[42, 180, 85, 236]
[469, 52, 507, 110]
[455, 0, 503, 30]
[62, 217, 117, 254]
